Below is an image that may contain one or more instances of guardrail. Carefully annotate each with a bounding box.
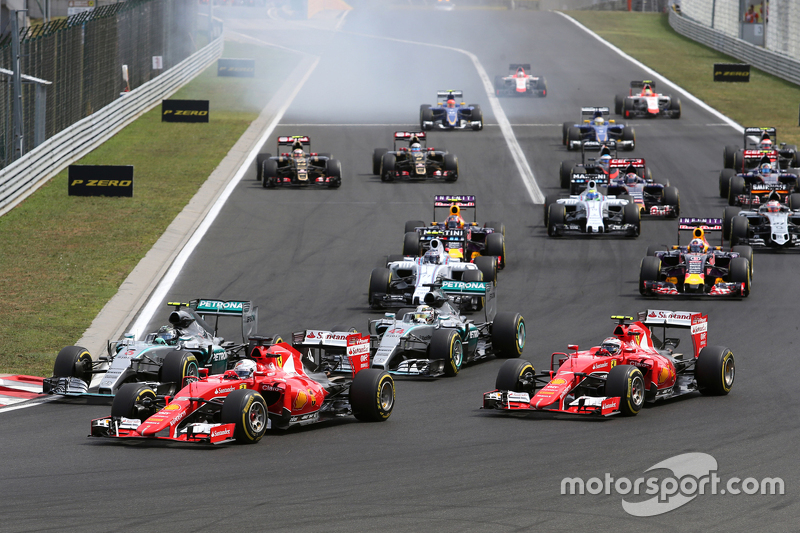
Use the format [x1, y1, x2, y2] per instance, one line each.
[0, 35, 224, 216]
[669, 9, 800, 87]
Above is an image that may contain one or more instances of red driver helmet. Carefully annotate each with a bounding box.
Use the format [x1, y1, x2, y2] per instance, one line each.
[447, 98, 456, 108]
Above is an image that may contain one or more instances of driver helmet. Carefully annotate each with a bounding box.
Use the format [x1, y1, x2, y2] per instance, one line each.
[600, 337, 622, 356]
[447, 98, 456, 108]
[413, 305, 435, 324]
[625, 172, 638, 185]
[155, 325, 178, 345]
[599, 154, 612, 171]
[445, 214, 464, 229]
[584, 188, 600, 201]
[423, 248, 441, 264]
[644, 88, 653, 96]
[689, 238, 705, 253]
[292, 148, 304, 158]
[765, 200, 782, 212]
[760, 138, 773, 150]
[516, 67, 525, 77]
[233, 359, 257, 379]
[594, 116, 605, 127]
[410, 142, 422, 152]
[759, 162, 773, 175]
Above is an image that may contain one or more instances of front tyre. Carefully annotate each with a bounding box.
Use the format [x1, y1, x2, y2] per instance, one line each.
[605, 365, 645, 416]
[53, 346, 93, 385]
[695, 346, 735, 395]
[495, 358, 535, 393]
[160, 350, 199, 394]
[492, 312, 526, 358]
[220, 389, 269, 443]
[111, 383, 158, 420]
[350, 369, 394, 421]
[431, 329, 463, 377]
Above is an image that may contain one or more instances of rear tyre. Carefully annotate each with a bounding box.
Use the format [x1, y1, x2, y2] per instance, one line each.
[719, 168, 735, 198]
[790, 193, 800, 211]
[559, 160, 573, 189]
[368, 268, 391, 308]
[544, 194, 560, 226]
[662, 186, 680, 217]
[537, 76, 547, 97]
[729, 257, 751, 296]
[732, 151, 744, 173]
[623, 202, 640, 235]
[732, 245, 754, 278]
[255, 153, 271, 182]
[372, 148, 388, 175]
[431, 329, 463, 377]
[548, 204, 565, 237]
[562, 122, 572, 145]
[220, 389, 269, 443]
[645, 244, 662, 257]
[492, 312, 526, 358]
[728, 176, 745, 206]
[350, 369, 394, 420]
[403, 232, 421, 257]
[723, 145, 738, 169]
[420, 105, 433, 130]
[485, 233, 506, 269]
[160, 350, 199, 394]
[473, 255, 497, 285]
[695, 346, 735, 395]
[621, 126, 636, 151]
[567, 127, 581, 151]
[669, 97, 681, 118]
[639, 256, 661, 295]
[262, 159, 278, 189]
[605, 365, 645, 416]
[111, 383, 157, 420]
[495, 358, 535, 393]
[614, 94, 624, 115]
[404, 220, 425, 234]
[723, 206, 741, 240]
[470, 106, 483, 131]
[326, 159, 342, 188]
[53, 346, 92, 385]
[730, 216, 749, 246]
[485, 221, 505, 237]
[381, 153, 396, 182]
[444, 153, 459, 181]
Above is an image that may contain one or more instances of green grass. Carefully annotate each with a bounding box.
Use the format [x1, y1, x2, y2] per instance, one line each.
[567, 11, 800, 147]
[0, 41, 298, 376]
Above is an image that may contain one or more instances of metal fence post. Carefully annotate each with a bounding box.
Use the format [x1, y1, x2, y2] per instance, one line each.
[34, 84, 47, 149]
[11, 10, 25, 161]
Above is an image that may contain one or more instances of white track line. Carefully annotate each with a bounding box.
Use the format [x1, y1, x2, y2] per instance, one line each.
[557, 12, 744, 134]
[343, 30, 544, 204]
[129, 40, 319, 339]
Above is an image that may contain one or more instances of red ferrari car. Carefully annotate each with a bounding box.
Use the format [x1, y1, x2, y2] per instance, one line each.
[483, 310, 734, 417]
[90, 334, 394, 444]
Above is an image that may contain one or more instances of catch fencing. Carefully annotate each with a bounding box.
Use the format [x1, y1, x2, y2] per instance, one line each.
[0, 0, 200, 170]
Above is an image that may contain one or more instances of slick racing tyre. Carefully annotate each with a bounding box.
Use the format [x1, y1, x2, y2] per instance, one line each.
[326, 159, 342, 188]
[405, 220, 425, 234]
[495, 358, 535, 394]
[386, 254, 404, 265]
[262, 159, 278, 188]
[728, 176, 746, 206]
[559, 160, 573, 189]
[111, 383, 158, 420]
[623, 202, 640, 236]
[695, 346, 735, 395]
[494, 75, 504, 96]
[537, 76, 547, 97]
[350, 368, 394, 421]
[444, 153, 459, 181]
[492, 312, 526, 358]
[719, 169, 735, 198]
[732, 245, 754, 278]
[790, 193, 800, 210]
[403, 232, 421, 257]
[420, 106, 433, 131]
[368, 268, 391, 308]
[485, 232, 506, 269]
[723, 206, 740, 240]
[473, 255, 497, 285]
[544, 194, 560, 227]
[639, 256, 661, 295]
[160, 350, 200, 394]
[547, 204, 565, 237]
[431, 329, 463, 377]
[220, 389, 269, 444]
[730, 216, 749, 247]
[669, 97, 681, 118]
[621, 126, 636, 151]
[53, 346, 93, 385]
[255, 153, 271, 182]
[567, 127, 581, 151]
[605, 365, 645, 416]
[470, 105, 483, 131]
[614, 94, 625, 115]
[381, 153, 396, 182]
[485, 221, 505, 237]
[729, 257, 751, 296]
[723, 145, 738, 169]
[562, 122, 572, 145]
[662, 186, 680, 218]
[645, 244, 663, 257]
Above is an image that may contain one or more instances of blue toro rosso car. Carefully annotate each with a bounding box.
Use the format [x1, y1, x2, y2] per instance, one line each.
[420, 91, 484, 131]
[562, 107, 635, 152]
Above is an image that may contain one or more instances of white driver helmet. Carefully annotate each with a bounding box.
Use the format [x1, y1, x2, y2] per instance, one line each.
[233, 359, 257, 379]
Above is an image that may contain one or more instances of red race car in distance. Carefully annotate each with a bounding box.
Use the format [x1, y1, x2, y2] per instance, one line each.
[483, 310, 734, 418]
[90, 334, 394, 444]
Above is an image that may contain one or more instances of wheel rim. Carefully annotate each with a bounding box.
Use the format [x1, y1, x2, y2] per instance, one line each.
[722, 356, 735, 388]
[453, 339, 463, 368]
[247, 401, 267, 433]
[631, 376, 645, 407]
[379, 380, 394, 411]
[516, 321, 526, 352]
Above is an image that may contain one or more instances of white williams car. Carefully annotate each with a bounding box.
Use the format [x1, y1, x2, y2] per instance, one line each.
[544, 181, 640, 237]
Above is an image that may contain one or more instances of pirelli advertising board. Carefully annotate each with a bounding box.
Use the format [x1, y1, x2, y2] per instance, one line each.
[217, 58, 256, 78]
[68, 165, 133, 197]
[713, 63, 750, 82]
[161, 99, 209, 122]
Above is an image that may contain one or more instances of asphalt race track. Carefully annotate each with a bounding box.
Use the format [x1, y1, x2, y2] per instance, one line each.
[2, 6, 798, 532]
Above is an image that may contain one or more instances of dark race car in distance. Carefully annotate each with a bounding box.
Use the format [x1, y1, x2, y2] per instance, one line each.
[563, 107, 635, 152]
[372, 131, 458, 182]
[721, 158, 799, 207]
[722, 126, 799, 173]
[403, 195, 506, 269]
[257, 136, 342, 189]
[420, 90, 483, 131]
[614, 80, 681, 119]
[494, 63, 547, 97]
[483, 310, 734, 418]
[639, 218, 752, 297]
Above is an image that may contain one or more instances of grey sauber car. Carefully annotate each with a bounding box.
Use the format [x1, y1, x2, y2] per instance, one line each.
[43, 299, 270, 398]
[368, 280, 525, 378]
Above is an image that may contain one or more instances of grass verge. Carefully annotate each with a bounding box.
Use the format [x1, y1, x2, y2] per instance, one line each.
[0, 41, 297, 376]
[566, 11, 800, 147]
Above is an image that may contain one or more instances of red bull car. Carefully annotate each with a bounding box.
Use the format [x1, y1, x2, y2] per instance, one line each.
[494, 63, 547, 97]
[483, 310, 734, 418]
[614, 80, 681, 119]
[639, 218, 752, 297]
[89, 336, 393, 445]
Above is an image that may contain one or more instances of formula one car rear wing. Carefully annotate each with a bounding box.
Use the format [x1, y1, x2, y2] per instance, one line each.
[677, 218, 724, 246]
[508, 63, 531, 71]
[393, 131, 426, 150]
[630, 79, 656, 90]
[291, 329, 367, 375]
[433, 194, 477, 221]
[743, 126, 776, 148]
[580, 141, 617, 164]
[277, 135, 310, 150]
[187, 299, 258, 343]
[581, 106, 610, 118]
[437, 90, 463, 99]
[434, 280, 496, 322]
[638, 309, 708, 359]
[609, 158, 645, 170]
